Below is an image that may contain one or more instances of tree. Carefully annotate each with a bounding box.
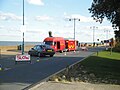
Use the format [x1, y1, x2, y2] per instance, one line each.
[89, 0, 120, 29]
[89, 0, 120, 51]
[114, 30, 120, 42]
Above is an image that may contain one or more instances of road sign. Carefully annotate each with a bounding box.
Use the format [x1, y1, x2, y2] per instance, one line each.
[16, 54, 30, 61]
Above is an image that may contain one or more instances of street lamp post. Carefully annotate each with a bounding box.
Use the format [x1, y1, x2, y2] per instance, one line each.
[104, 29, 110, 49]
[69, 18, 80, 51]
[90, 26, 98, 47]
[22, 0, 25, 55]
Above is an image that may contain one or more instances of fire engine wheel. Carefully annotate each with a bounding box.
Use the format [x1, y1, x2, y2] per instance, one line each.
[38, 53, 41, 57]
[60, 50, 63, 53]
[67, 49, 70, 52]
[50, 55, 53, 57]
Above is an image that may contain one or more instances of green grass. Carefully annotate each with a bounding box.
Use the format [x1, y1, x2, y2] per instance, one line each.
[97, 51, 120, 60]
[80, 51, 120, 84]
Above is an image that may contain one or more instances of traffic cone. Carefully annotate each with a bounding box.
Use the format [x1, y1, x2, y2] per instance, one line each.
[37, 60, 40, 62]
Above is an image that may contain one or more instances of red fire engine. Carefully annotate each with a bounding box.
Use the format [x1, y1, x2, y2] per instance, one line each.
[43, 37, 65, 53]
[44, 37, 79, 52]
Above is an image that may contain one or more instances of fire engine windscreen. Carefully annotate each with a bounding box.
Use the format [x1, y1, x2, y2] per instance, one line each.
[44, 41, 53, 45]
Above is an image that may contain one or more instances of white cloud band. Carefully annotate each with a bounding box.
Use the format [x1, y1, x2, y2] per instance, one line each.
[36, 15, 53, 21]
[27, 0, 44, 6]
[0, 12, 22, 21]
[64, 13, 96, 23]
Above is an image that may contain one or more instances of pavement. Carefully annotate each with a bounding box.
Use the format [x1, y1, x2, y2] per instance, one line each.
[29, 81, 120, 90]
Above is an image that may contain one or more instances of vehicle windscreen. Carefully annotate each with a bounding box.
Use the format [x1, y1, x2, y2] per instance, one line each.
[33, 45, 42, 50]
[40, 45, 51, 49]
[44, 41, 53, 45]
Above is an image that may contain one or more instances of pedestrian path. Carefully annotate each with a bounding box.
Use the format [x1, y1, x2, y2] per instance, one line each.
[29, 81, 120, 90]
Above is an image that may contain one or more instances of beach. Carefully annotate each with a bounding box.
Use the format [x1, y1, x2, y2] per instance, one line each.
[0, 45, 34, 55]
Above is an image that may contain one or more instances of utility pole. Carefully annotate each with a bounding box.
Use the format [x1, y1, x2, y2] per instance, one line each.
[69, 18, 80, 51]
[90, 26, 98, 47]
[22, 0, 25, 55]
[104, 29, 110, 50]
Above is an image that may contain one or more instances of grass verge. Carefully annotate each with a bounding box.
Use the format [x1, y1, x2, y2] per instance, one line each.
[49, 51, 120, 85]
[79, 51, 120, 84]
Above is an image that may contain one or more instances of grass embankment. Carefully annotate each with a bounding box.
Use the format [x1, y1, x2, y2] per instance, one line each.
[79, 51, 120, 84]
[50, 51, 120, 85]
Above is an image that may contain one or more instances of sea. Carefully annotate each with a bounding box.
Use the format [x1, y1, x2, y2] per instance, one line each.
[0, 41, 43, 46]
[0, 41, 100, 46]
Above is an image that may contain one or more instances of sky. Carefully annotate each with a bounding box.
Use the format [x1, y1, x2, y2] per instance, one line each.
[0, 0, 115, 42]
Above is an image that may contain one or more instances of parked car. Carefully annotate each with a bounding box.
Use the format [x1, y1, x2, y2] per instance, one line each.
[28, 44, 55, 57]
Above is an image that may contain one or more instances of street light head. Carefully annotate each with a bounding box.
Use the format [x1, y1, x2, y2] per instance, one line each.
[90, 26, 98, 29]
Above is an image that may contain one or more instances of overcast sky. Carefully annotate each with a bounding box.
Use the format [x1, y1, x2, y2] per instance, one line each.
[0, 0, 115, 42]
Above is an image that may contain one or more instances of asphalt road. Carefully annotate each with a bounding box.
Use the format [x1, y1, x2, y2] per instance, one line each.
[0, 47, 105, 90]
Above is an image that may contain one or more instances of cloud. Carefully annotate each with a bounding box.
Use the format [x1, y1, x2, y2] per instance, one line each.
[36, 15, 53, 21]
[0, 12, 22, 21]
[27, 0, 44, 6]
[64, 13, 95, 23]
[0, 26, 4, 29]
[72, 14, 94, 23]
[0, 34, 20, 37]
[98, 26, 113, 30]
[85, 25, 113, 31]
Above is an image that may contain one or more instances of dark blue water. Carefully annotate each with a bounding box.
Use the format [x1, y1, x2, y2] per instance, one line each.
[0, 41, 43, 46]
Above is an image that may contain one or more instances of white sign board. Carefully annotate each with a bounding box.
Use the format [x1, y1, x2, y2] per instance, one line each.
[16, 54, 30, 61]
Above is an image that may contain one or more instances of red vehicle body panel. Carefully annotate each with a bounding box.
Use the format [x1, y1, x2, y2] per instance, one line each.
[65, 39, 78, 51]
